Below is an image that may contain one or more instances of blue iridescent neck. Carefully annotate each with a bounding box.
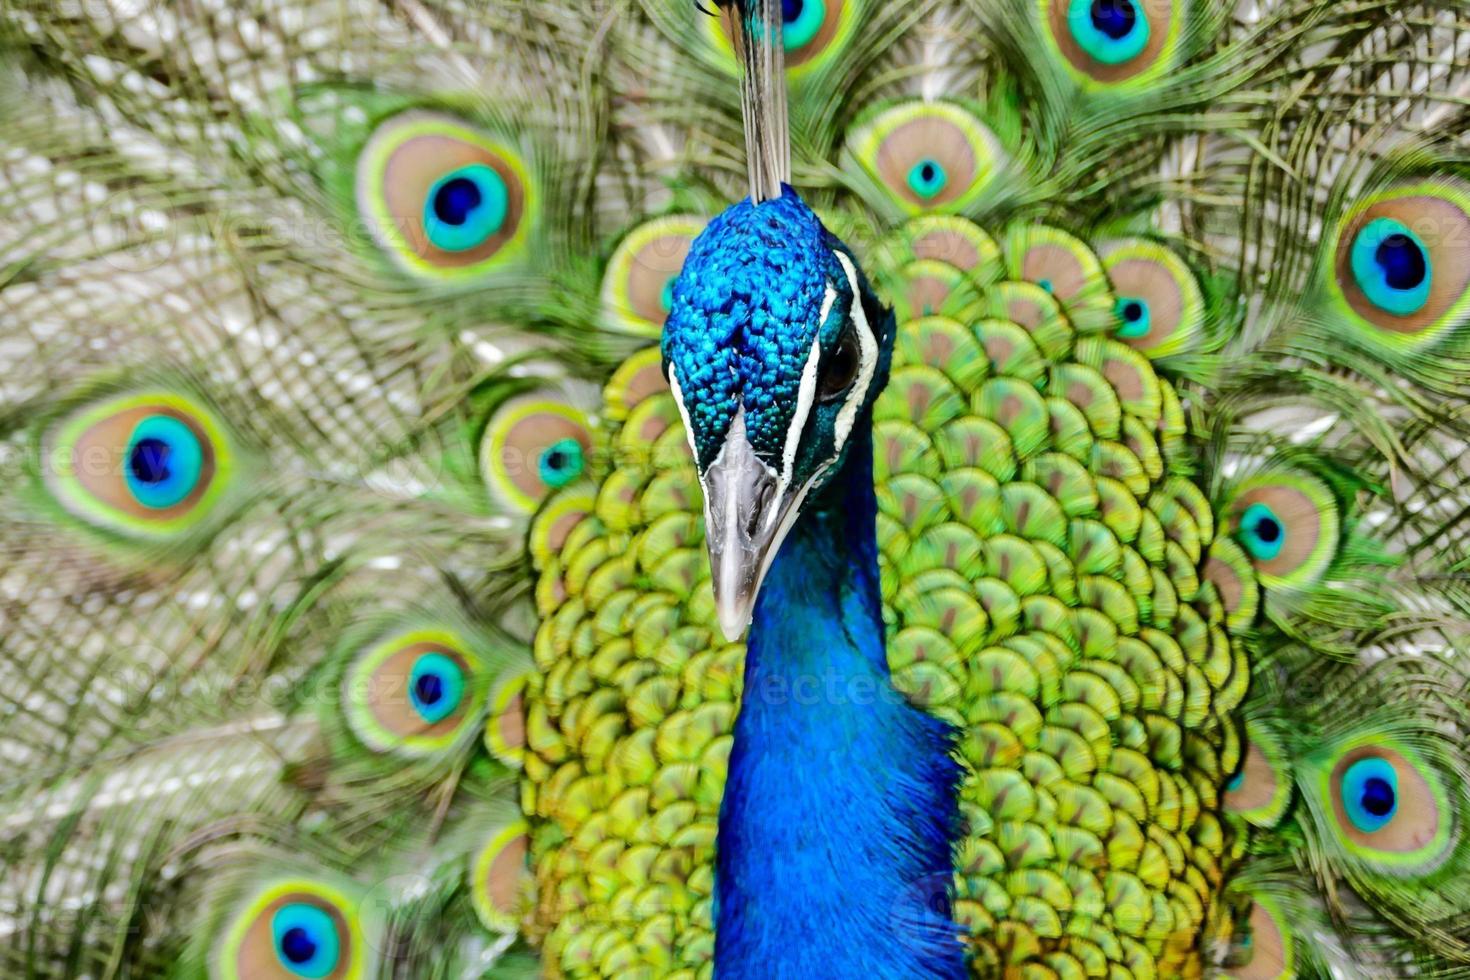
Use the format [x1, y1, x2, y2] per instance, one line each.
[714, 423, 965, 979]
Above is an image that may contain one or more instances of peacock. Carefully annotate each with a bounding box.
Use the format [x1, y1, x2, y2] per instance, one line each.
[2, 0, 1470, 975]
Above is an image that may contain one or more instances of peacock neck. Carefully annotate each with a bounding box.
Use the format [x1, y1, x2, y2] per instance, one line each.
[713, 423, 966, 979]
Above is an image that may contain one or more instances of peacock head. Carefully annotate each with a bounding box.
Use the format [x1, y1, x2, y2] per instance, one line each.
[661, 188, 894, 641]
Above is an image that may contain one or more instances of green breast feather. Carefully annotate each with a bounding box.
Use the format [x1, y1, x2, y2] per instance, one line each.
[520, 212, 1251, 977]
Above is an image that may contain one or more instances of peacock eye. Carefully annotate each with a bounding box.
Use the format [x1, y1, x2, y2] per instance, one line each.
[819, 326, 861, 403]
[1348, 218, 1432, 316]
[1340, 756, 1398, 833]
[1070, 0, 1150, 65]
[42, 390, 235, 540]
[356, 112, 532, 281]
[270, 901, 343, 978]
[408, 651, 467, 724]
[1237, 502, 1285, 562]
[780, 0, 825, 50]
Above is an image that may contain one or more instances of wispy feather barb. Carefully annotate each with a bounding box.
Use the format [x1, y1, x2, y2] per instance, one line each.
[714, 0, 791, 203]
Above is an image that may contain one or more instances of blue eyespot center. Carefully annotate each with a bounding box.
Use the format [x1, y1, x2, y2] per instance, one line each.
[125, 415, 205, 510]
[424, 164, 509, 253]
[1239, 503, 1286, 562]
[1090, 0, 1136, 39]
[1225, 771, 1244, 793]
[1362, 776, 1395, 817]
[1377, 234, 1428, 290]
[1038, 279, 1054, 294]
[271, 903, 341, 978]
[1068, 0, 1150, 65]
[538, 438, 585, 489]
[660, 278, 675, 314]
[1349, 217, 1432, 316]
[408, 652, 465, 724]
[433, 177, 481, 225]
[1114, 296, 1152, 338]
[779, 0, 825, 50]
[129, 437, 171, 484]
[1341, 756, 1399, 834]
[281, 927, 317, 965]
[906, 158, 948, 200]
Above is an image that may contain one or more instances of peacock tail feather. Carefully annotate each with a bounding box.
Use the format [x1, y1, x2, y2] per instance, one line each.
[1, 0, 1469, 977]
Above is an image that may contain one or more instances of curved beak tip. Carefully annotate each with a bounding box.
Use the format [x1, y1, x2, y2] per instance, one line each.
[716, 598, 754, 644]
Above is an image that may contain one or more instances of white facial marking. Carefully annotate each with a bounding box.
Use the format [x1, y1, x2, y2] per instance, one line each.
[668, 367, 700, 466]
[766, 282, 834, 530]
[832, 249, 878, 455]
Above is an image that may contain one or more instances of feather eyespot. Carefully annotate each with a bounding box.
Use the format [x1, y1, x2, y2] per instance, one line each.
[602, 216, 708, 336]
[42, 390, 235, 540]
[1046, 0, 1177, 84]
[1329, 181, 1470, 344]
[214, 881, 361, 980]
[1222, 726, 1290, 828]
[471, 821, 532, 931]
[1225, 898, 1293, 979]
[479, 393, 594, 515]
[1100, 239, 1208, 356]
[342, 628, 487, 757]
[847, 102, 1002, 215]
[270, 903, 342, 978]
[1320, 742, 1453, 872]
[706, 0, 854, 73]
[356, 112, 533, 280]
[1225, 471, 1339, 590]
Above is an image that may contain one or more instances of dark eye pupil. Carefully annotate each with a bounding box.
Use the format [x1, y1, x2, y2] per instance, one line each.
[1376, 233, 1427, 290]
[1254, 516, 1281, 543]
[280, 926, 318, 965]
[820, 331, 860, 402]
[434, 177, 482, 226]
[1122, 301, 1144, 322]
[129, 437, 172, 484]
[920, 163, 936, 182]
[415, 672, 444, 706]
[782, 0, 802, 23]
[1361, 776, 1395, 817]
[545, 450, 567, 471]
[1090, 0, 1137, 39]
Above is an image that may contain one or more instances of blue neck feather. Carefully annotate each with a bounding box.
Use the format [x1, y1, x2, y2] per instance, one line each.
[713, 424, 966, 979]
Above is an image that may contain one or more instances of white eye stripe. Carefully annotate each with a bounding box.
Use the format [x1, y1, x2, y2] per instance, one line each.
[778, 283, 835, 482]
[668, 367, 701, 468]
[832, 249, 877, 456]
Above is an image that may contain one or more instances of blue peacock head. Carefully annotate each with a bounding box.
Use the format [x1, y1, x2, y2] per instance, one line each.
[661, 188, 894, 640]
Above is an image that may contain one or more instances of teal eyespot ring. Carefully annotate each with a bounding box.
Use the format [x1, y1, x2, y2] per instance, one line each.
[1067, 0, 1150, 66]
[124, 415, 204, 510]
[408, 652, 466, 724]
[271, 903, 341, 978]
[1238, 502, 1286, 562]
[423, 164, 509, 253]
[782, 0, 826, 50]
[1349, 217, 1433, 316]
[1225, 770, 1244, 793]
[538, 438, 585, 489]
[906, 158, 948, 200]
[1340, 756, 1398, 834]
[1114, 296, 1152, 338]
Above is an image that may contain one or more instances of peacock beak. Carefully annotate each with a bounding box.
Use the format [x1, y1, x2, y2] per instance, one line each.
[699, 409, 806, 642]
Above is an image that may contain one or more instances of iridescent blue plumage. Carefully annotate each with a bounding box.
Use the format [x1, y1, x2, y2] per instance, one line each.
[663, 189, 849, 467]
[662, 188, 966, 978]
